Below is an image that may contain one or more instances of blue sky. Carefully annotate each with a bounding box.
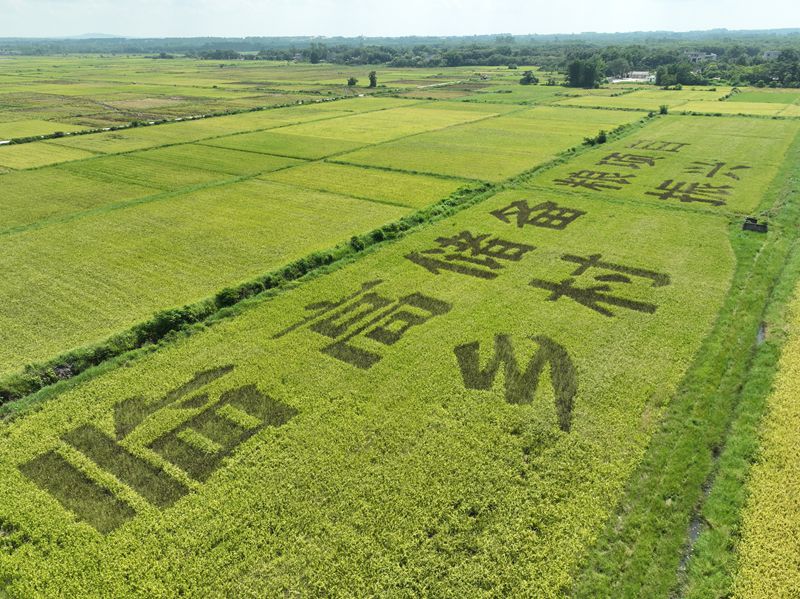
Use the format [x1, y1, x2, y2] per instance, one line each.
[1, 0, 798, 38]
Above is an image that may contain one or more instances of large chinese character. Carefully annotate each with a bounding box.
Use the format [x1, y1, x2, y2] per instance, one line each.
[561, 253, 670, 287]
[406, 231, 535, 279]
[529, 278, 658, 317]
[529, 253, 670, 317]
[20, 366, 298, 533]
[684, 161, 750, 180]
[115, 365, 234, 439]
[273, 280, 451, 369]
[628, 140, 689, 152]
[149, 385, 297, 481]
[597, 152, 662, 170]
[645, 180, 732, 206]
[490, 200, 586, 230]
[454, 334, 576, 432]
[553, 170, 633, 192]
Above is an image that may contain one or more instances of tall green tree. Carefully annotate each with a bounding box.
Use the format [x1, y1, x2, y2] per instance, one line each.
[519, 70, 539, 85]
[566, 56, 607, 88]
[606, 57, 630, 78]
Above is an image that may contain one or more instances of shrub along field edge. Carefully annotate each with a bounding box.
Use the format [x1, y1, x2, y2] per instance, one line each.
[571, 127, 800, 597]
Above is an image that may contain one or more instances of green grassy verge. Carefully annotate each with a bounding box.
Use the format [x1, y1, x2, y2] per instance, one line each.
[680, 142, 800, 598]
[572, 127, 800, 597]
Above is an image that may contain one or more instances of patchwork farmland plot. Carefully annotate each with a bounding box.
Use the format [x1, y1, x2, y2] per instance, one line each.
[59, 154, 230, 191]
[552, 88, 726, 111]
[0, 142, 97, 170]
[728, 89, 800, 104]
[529, 115, 800, 214]
[3, 54, 800, 598]
[133, 144, 304, 176]
[0, 169, 158, 232]
[0, 185, 735, 596]
[0, 119, 85, 140]
[0, 99, 642, 380]
[260, 162, 468, 208]
[0, 179, 409, 376]
[677, 100, 790, 117]
[336, 106, 643, 181]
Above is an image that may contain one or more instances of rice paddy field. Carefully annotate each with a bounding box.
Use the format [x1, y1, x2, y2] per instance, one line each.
[2, 55, 800, 597]
[731, 284, 800, 598]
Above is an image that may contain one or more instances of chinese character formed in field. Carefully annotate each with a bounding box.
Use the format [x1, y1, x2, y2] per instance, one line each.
[597, 152, 662, 170]
[684, 161, 751, 180]
[490, 200, 586, 230]
[454, 334, 576, 432]
[529, 253, 670, 317]
[628, 140, 689, 153]
[272, 280, 451, 369]
[149, 384, 297, 482]
[406, 231, 535, 279]
[20, 365, 298, 533]
[645, 180, 732, 206]
[553, 170, 634, 192]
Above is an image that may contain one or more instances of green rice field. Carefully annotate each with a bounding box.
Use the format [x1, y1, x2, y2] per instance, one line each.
[2, 54, 800, 598]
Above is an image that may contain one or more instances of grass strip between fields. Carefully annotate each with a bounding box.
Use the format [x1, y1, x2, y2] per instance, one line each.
[571, 126, 800, 597]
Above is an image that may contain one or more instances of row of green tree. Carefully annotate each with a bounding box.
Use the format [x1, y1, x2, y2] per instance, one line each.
[3, 32, 800, 88]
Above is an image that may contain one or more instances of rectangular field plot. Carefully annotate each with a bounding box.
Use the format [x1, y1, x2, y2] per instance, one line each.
[0, 142, 97, 170]
[260, 162, 468, 208]
[271, 105, 495, 144]
[728, 89, 800, 104]
[45, 117, 292, 155]
[677, 101, 787, 117]
[47, 126, 214, 155]
[0, 169, 159, 232]
[42, 99, 404, 157]
[0, 187, 734, 596]
[553, 94, 674, 111]
[0, 119, 86, 140]
[527, 115, 800, 214]
[780, 104, 800, 117]
[134, 144, 304, 176]
[200, 131, 366, 159]
[59, 154, 231, 191]
[415, 100, 522, 114]
[337, 106, 643, 181]
[0, 180, 410, 376]
[460, 84, 567, 105]
[554, 88, 729, 112]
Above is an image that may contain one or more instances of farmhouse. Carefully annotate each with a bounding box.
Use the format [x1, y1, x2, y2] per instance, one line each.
[686, 51, 718, 63]
[610, 70, 655, 83]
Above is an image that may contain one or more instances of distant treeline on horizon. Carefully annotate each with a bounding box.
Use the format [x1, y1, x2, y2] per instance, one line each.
[2, 29, 800, 87]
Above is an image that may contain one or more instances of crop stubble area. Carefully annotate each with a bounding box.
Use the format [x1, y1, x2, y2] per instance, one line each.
[1, 57, 800, 597]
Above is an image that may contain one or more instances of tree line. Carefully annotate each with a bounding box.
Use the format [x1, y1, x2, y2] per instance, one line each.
[2, 31, 800, 88]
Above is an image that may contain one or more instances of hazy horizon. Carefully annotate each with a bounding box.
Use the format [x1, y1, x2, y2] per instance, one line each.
[1, 0, 799, 39]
